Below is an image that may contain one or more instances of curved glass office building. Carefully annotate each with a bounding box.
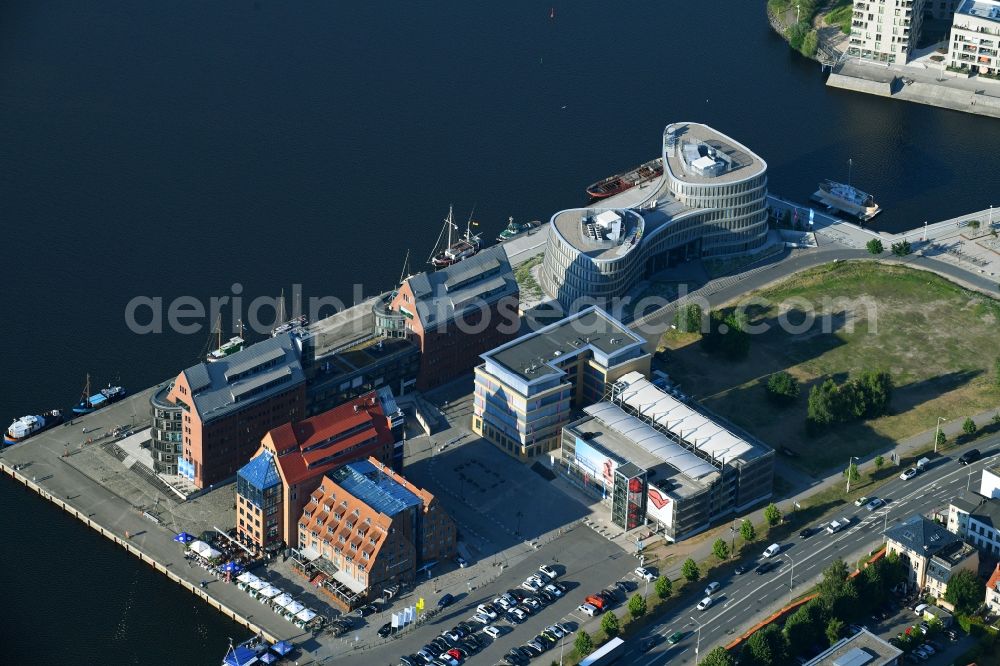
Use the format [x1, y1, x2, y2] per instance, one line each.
[540, 122, 769, 308]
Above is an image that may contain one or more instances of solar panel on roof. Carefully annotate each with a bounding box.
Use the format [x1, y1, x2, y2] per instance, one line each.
[832, 647, 876, 666]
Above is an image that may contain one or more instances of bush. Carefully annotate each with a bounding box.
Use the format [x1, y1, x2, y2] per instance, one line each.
[788, 21, 808, 51]
[628, 593, 647, 619]
[801, 29, 819, 57]
[963, 417, 977, 436]
[764, 503, 782, 527]
[891, 240, 912, 256]
[807, 371, 893, 431]
[766, 371, 799, 406]
[682, 558, 701, 582]
[701, 310, 751, 361]
[574, 631, 593, 655]
[703, 646, 736, 666]
[740, 519, 757, 544]
[826, 617, 845, 645]
[600, 611, 619, 638]
[866, 238, 884, 254]
[676, 303, 704, 334]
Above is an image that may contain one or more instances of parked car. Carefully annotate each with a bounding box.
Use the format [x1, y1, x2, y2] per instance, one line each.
[615, 580, 635, 593]
[635, 566, 656, 581]
[959, 449, 982, 465]
[455, 555, 469, 568]
[577, 603, 599, 617]
[899, 468, 918, 480]
[477, 604, 498, 620]
[865, 498, 885, 511]
[437, 593, 455, 608]
[545, 624, 566, 639]
[537, 589, 555, 604]
[696, 597, 713, 611]
[538, 564, 559, 579]
[704, 581, 721, 596]
[356, 604, 377, 617]
[378, 622, 395, 638]
[483, 625, 501, 639]
[522, 596, 542, 611]
[544, 583, 564, 597]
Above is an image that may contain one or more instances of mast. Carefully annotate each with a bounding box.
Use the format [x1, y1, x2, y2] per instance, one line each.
[398, 249, 411, 287]
[446, 205, 455, 248]
[848, 158, 853, 189]
[81, 373, 91, 407]
[427, 205, 457, 265]
[214, 313, 222, 349]
[277, 288, 286, 324]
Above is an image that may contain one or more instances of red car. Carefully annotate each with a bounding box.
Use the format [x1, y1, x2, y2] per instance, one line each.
[447, 648, 463, 661]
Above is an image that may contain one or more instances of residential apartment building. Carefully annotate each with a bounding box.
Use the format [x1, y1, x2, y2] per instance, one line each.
[235, 388, 402, 550]
[986, 563, 1000, 614]
[947, 489, 1000, 556]
[380, 246, 520, 391]
[947, 0, 1000, 79]
[980, 461, 1000, 497]
[848, 0, 927, 64]
[472, 307, 650, 460]
[886, 514, 978, 596]
[296, 458, 456, 609]
[159, 333, 307, 488]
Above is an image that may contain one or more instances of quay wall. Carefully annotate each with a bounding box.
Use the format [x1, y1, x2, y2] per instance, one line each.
[0, 460, 281, 645]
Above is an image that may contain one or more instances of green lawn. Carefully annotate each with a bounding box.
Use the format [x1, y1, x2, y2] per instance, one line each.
[514, 254, 543, 299]
[659, 261, 1000, 474]
[825, 0, 854, 35]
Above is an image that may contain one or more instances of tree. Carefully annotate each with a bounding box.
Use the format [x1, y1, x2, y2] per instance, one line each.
[682, 558, 701, 582]
[891, 240, 912, 256]
[574, 631, 593, 656]
[601, 611, 620, 638]
[855, 370, 893, 417]
[628, 593, 647, 619]
[655, 575, 673, 599]
[843, 462, 860, 484]
[702, 310, 751, 361]
[807, 379, 838, 428]
[963, 417, 977, 437]
[764, 503, 782, 527]
[874, 455, 885, 472]
[676, 303, 704, 334]
[741, 624, 787, 666]
[766, 371, 799, 406]
[817, 559, 850, 600]
[713, 538, 731, 561]
[826, 617, 845, 645]
[740, 519, 757, 544]
[936, 430, 947, 449]
[800, 29, 819, 57]
[784, 601, 825, 656]
[788, 21, 808, 51]
[944, 569, 984, 614]
[866, 238, 884, 255]
[702, 646, 736, 666]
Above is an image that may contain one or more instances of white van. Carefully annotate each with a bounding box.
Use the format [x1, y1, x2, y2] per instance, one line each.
[763, 543, 781, 558]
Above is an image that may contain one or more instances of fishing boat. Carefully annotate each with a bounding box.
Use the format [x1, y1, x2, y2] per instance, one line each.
[812, 180, 882, 222]
[4, 409, 64, 445]
[586, 158, 663, 200]
[72, 374, 127, 414]
[496, 216, 540, 242]
[429, 205, 482, 269]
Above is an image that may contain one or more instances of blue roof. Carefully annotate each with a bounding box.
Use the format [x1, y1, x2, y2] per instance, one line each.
[224, 646, 258, 666]
[332, 460, 422, 517]
[238, 450, 281, 491]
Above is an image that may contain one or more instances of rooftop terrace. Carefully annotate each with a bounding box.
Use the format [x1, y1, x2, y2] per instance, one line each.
[958, 0, 1000, 23]
[662, 122, 765, 185]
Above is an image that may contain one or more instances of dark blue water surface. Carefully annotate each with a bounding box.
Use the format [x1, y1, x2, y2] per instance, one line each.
[2, 1, 999, 664]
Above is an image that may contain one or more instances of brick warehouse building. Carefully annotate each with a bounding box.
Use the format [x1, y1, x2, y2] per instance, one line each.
[235, 388, 403, 550]
[162, 333, 307, 488]
[296, 458, 456, 609]
[382, 245, 520, 390]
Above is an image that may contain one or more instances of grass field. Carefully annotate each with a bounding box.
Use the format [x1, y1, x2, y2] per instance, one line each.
[824, 0, 854, 35]
[658, 261, 1000, 474]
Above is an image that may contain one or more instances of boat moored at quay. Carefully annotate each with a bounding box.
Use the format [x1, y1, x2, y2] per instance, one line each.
[4, 409, 64, 445]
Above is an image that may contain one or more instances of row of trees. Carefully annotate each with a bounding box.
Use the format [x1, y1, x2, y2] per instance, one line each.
[806, 370, 893, 430]
[674, 303, 752, 361]
[726, 554, 908, 666]
[866, 238, 912, 256]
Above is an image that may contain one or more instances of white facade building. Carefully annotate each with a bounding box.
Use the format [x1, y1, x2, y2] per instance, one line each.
[848, 0, 927, 64]
[947, 0, 1000, 78]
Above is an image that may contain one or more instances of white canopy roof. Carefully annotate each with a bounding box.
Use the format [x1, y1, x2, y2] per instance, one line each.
[236, 572, 259, 585]
[614, 372, 758, 464]
[248, 579, 266, 591]
[284, 600, 306, 615]
[188, 540, 223, 560]
[295, 608, 318, 623]
[273, 593, 294, 607]
[258, 585, 281, 598]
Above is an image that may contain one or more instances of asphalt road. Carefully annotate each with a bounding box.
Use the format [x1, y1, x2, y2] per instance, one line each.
[619, 435, 1000, 665]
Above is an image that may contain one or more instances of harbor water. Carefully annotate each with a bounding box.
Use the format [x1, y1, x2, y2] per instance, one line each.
[2, 1, 1000, 663]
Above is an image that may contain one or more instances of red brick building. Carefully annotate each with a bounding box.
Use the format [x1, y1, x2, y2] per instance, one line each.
[235, 389, 401, 550]
[168, 333, 307, 488]
[385, 245, 519, 390]
[297, 457, 456, 609]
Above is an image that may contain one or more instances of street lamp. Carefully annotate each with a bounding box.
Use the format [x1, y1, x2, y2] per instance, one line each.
[934, 416, 947, 453]
[786, 552, 796, 601]
[845, 456, 859, 494]
[690, 615, 703, 665]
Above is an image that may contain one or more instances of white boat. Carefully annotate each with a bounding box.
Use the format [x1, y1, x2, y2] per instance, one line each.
[813, 179, 882, 221]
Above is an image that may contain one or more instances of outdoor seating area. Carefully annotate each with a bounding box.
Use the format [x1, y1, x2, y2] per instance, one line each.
[175, 529, 261, 580]
[236, 572, 327, 632]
